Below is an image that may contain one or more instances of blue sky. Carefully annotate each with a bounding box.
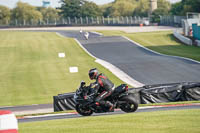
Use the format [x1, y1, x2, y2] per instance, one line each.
[0, 0, 181, 8]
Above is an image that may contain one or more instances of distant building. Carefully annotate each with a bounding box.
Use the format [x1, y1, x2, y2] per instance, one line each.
[150, 0, 157, 14]
[43, 0, 50, 8]
[148, 0, 157, 18]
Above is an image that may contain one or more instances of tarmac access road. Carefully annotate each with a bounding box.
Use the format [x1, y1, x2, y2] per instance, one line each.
[57, 30, 200, 85]
[18, 103, 200, 123]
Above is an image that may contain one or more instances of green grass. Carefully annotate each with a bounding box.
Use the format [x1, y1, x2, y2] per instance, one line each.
[0, 31, 124, 106]
[19, 109, 200, 133]
[97, 31, 200, 62]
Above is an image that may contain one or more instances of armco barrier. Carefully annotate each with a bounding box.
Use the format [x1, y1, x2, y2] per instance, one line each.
[53, 82, 200, 112]
[195, 40, 200, 47]
[140, 83, 183, 104]
[182, 83, 200, 101]
[0, 110, 18, 133]
[173, 31, 192, 45]
[53, 93, 75, 112]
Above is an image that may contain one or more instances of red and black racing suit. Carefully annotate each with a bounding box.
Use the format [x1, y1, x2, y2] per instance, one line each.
[91, 73, 115, 110]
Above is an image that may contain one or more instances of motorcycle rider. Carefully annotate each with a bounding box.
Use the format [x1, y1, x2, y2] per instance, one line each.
[88, 68, 115, 111]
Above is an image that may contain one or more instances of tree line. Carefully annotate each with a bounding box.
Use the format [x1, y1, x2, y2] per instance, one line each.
[0, 0, 199, 25]
[0, 2, 60, 25]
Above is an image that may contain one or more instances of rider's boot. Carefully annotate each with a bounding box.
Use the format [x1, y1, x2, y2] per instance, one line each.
[105, 101, 114, 112]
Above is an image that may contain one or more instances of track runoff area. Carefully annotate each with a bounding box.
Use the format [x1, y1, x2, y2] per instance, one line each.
[15, 30, 200, 123]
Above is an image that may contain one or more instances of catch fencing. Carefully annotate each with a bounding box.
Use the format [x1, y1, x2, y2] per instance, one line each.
[0, 16, 149, 27]
[54, 82, 200, 112]
[0, 15, 187, 28]
[160, 15, 186, 27]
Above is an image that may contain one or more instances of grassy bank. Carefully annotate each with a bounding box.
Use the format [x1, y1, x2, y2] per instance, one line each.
[97, 31, 200, 62]
[0, 31, 124, 106]
[19, 109, 200, 133]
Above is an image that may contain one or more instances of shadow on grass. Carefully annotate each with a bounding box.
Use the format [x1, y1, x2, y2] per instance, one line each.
[167, 34, 181, 42]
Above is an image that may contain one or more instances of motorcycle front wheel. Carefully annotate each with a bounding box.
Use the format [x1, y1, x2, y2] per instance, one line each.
[119, 95, 138, 113]
[75, 104, 93, 116]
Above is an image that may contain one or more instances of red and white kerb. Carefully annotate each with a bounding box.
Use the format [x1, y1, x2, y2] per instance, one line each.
[0, 110, 18, 133]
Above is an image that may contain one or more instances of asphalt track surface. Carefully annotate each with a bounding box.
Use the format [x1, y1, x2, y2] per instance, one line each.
[18, 104, 200, 123]
[56, 30, 200, 85]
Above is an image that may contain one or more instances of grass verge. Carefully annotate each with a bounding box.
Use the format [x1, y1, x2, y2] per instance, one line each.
[19, 109, 200, 133]
[0, 31, 124, 106]
[97, 30, 200, 62]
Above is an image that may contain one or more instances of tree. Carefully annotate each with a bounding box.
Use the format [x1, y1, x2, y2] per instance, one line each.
[182, 0, 200, 15]
[157, 0, 171, 12]
[110, 0, 136, 16]
[170, 2, 183, 15]
[133, 0, 149, 17]
[80, 1, 102, 17]
[0, 5, 10, 25]
[39, 7, 60, 22]
[60, 0, 82, 18]
[100, 3, 113, 17]
[170, 0, 200, 15]
[151, 8, 167, 23]
[60, 0, 101, 18]
[11, 2, 42, 25]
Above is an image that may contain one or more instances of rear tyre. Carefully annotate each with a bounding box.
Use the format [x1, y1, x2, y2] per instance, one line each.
[75, 104, 93, 116]
[119, 95, 138, 113]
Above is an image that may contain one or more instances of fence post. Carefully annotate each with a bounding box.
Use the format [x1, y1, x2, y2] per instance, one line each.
[108, 16, 110, 24]
[55, 18, 57, 25]
[23, 19, 26, 26]
[91, 17, 94, 24]
[102, 16, 104, 24]
[80, 17, 83, 24]
[121, 16, 124, 24]
[126, 16, 129, 24]
[47, 18, 49, 25]
[75, 17, 77, 24]
[39, 19, 42, 25]
[97, 17, 99, 24]
[117, 17, 120, 24]
[15, 19, 18, 26]
[6, 19, 8, 25]
[130, 16, 133, 24]
[68, 17, 71, 24]
[62, 18, 65, 24]
[138, 16, 141, 24]
[86, 16, 88, 24]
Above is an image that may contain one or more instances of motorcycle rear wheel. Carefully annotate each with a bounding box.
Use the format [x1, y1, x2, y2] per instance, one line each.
[76, 104, 93, 116]
[119, 95, 138, 113]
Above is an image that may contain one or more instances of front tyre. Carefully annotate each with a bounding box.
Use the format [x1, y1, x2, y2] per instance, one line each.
[75, 104, 93, 116]
[119, 96, 138, 113]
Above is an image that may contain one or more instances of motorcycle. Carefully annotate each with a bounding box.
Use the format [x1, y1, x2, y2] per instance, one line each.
[74, 81, 138, 116]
